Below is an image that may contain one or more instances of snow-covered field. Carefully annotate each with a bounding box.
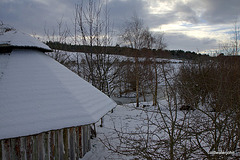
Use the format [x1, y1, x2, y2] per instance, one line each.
[47, 50, 183, 64]
[47, 50, 182, 104]
[82, 103, 147, 160]
[82, 100, 184, 160]
[82, 100, 240, 160]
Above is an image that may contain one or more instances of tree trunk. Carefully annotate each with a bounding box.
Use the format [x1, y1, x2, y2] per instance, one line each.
[135, 55, 139, 107]
[153, 58, 158, 106]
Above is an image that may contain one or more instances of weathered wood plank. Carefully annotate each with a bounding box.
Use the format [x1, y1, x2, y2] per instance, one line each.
[82, 125, 91, 157]
[10, 138, 15, 159]
[79, 126, 82, 158]
[33, 136, 38, 160]
[44, 132, 50, 160]
[10, 138, 21, 159]
[3, 139, 10, 160]
[38, 133, 43, 160]
[50, 131, 55, 160]
[0, 140, 2, 160]
[75, 127, 80, 159]
[82, 125, 91, 156]
[63, 128, 68, 160]
[82, 126, 85, 156]
[58, 130, 64, 160]
[55, 131, 59, 160]
[87, 126, 91, 152]
[76, 126, 82, 158]
[26, 136, 33, 160]
[15, 138, 21, 159]
[1, 125, 89, 160]
[69, 128, 75, 160]
[20, 137, 26, 160]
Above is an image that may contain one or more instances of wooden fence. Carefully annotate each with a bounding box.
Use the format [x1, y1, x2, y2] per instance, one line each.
[0, 125, 90, 160]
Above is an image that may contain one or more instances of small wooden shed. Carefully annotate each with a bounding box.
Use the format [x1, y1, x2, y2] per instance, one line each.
[0, 30, 116, 159]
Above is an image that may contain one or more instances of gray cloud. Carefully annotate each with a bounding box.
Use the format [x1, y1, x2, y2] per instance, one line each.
[165, 33, 218, 52]
[0, 0, 238, 52]
[142, 1, 201, 31]
[108, 0, 147, 30]
[198, 0, 240, 24]
[144, 0, 240, 26]
[0, 0, 78, 34]
[173, 2, 199, 24]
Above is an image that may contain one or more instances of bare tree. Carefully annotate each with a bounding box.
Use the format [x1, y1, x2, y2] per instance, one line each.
[217, 19, 240, 55]
[177, 58, 240, 159]
[73, 0, 117, 96]
[100, 62, 196, 160]
[120, 15, 146, 107]
[119, 15, 167, 106]
[232, 20, 240, 55]
[74, 1, 100, 86]
[120, 15, 156, 107]
[43, 1, 118, 97]
[100, 56, 240, 159]
[44, 18, 71, 65]
[150, 33, 167, 106]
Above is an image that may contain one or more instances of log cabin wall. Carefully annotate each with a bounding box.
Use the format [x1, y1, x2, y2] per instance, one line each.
[0, 125, 91, 160]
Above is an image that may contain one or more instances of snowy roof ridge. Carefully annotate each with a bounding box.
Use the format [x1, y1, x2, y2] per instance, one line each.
[0, 49, 116, 140]
[0, 30, 51, 52]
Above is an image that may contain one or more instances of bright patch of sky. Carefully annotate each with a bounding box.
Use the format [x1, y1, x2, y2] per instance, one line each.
[144, 0, 238, 53]
[153, 23, 230, 41]
[147, 1, 175, 15]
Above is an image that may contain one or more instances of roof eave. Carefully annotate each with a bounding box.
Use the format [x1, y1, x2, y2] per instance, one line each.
[0, 46, 52, 53]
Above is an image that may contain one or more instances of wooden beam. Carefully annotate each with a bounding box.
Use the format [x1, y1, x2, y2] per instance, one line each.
[33, 136, 38, 160]
[58, 130, 63, 160]
[26, 136, 33, 160]
[63, 128, 68, 160]
[20, 137, 26, 160]
[78, 126, 82, 158]
[50, 131, 55, 160]
[69, 128, 75, 160]
[0, 125, 88, 159]
[15, 138, 21, 159]
[44, 132, 50, 160]
[54, 131, 59, 160]
[75, 127, 80, 158]
[38, 133, 43, 160]
[3, 139, 11, 160]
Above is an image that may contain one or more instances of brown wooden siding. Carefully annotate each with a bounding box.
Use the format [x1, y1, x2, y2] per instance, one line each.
[0, 125, 90, 160]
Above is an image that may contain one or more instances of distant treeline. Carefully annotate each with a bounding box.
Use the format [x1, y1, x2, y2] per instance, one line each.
[46, 41, 210, 60]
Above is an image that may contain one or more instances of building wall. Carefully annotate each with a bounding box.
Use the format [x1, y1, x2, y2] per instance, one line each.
[0, 125, 91, 160]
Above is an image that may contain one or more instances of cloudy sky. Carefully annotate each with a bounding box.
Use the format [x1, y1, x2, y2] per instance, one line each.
[1, 0, 240, 53]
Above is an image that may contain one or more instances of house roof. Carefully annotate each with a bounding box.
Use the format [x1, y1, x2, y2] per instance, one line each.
[0, 30, 51, 52]
[0, 31, 116, 140]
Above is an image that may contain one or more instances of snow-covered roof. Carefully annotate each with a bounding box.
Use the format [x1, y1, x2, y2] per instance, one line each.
[0, 37, 116, 140]
[0, 30, 51, 51]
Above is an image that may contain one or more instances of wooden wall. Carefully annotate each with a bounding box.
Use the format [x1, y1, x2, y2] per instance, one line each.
[0, 125, 91, 160]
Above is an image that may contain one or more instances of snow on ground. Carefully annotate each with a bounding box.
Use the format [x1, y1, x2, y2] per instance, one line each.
[81, 103, 142, 160]
[49, 50, 183, 64]
[82, 100, 240, 159]
[81, 100, 173, 160]
[80, 99, 215, 160]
